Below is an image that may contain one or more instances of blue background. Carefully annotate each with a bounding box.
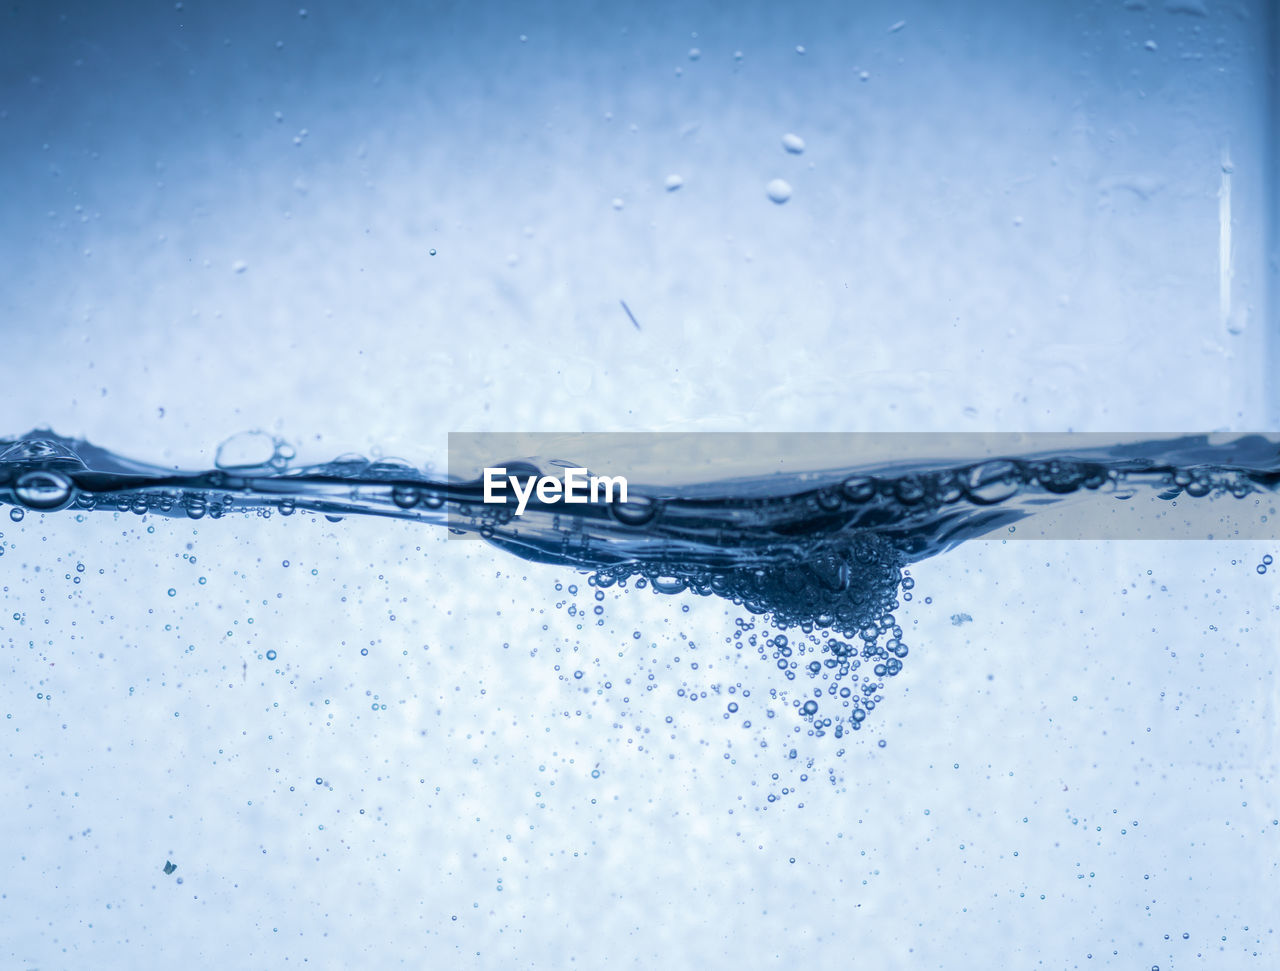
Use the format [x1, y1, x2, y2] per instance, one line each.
[1, 1, 1277, 967]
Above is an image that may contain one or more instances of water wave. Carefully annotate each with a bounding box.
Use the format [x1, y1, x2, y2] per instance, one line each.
[4, 429, 1277, 737]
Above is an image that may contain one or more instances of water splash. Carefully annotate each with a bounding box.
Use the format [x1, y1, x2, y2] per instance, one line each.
[3, 429, 1278, 737]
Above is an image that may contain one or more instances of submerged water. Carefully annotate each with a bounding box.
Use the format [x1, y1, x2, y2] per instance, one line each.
[2, 432, 1276, 967]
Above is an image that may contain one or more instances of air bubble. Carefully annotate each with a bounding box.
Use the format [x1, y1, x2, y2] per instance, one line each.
[14, 470, 73, 510]
[392, 486, 419, 509]
[610, 495, 658, 526]
[965, 461, 1021, 504]
[216, 431, 277, 470]
[815, 489, 843, 511]
[841, 477, 876, 502]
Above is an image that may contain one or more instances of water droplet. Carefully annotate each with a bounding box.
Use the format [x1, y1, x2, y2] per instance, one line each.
[14, 470, 73, 510]
[781, 133, 805, 154]
[9, 507, 24, 522]
[664, 173, 684, 191]
[765, 178, 792, 204]
[266, 649, 277, 661]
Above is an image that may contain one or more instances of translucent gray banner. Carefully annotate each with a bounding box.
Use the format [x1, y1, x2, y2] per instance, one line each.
[447, 432, 1280, 542]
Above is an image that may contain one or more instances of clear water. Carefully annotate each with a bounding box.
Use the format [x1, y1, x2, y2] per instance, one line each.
[2, 0, 1278, 967]
[3, 429, 1277, 967]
